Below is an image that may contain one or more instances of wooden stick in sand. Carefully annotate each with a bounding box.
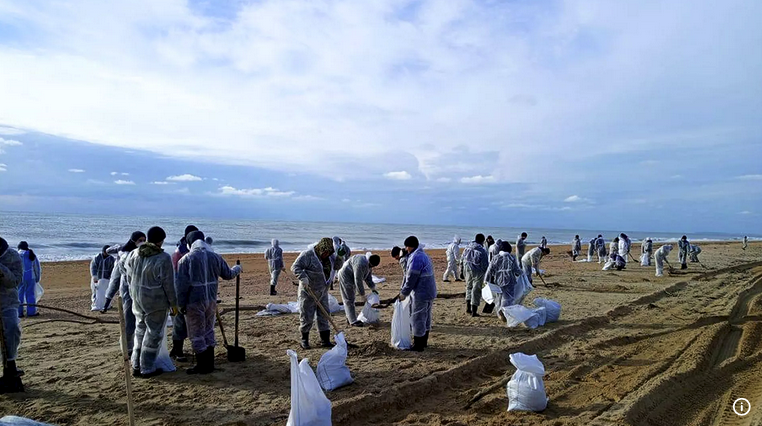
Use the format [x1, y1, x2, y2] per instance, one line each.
[116, 296, 136, 426]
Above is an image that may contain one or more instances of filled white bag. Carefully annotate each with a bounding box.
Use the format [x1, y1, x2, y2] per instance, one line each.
[527, 307, 546, 328]
[502, 305, 540, 329]
[357, 293, 380, 324]
[328, 293, 343, 313]
[507, 353, 548, 412]
[154, 316, 176, 373]
[287, 350, 332, 426]
[91, 278, 108, 310]
[35, 282, 44, 303]
[481, 283, 501, 305]
[390, 297, 412, 349]
[316, 332, 353, 391]
[533, 298, 561, 322]
[371, 275, 386, 284]
[513, 274, 534, 306]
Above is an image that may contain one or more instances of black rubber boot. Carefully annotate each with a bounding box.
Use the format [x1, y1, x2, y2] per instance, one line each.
[471, 305, 480, 317]
[681, 263, 687, 270]
[270, 286, 277, 296]
[139, 368, 164, 379]
[187, 350, 207, 375]
[4, 361, 24, 378]
[101, 297, 112, 313]
[351, 321, 364, 327]
[300, 332, 311, 350]
[410, 336, 425, 352]
[0, 363, 24, 393]
[206, 347, 215, 373]
[170, 340, 188, 362]
[466, 302, 472, 314]
[319, 330, 334, 348]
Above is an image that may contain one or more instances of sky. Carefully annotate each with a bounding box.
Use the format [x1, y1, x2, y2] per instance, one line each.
[0, 0, 760, 234]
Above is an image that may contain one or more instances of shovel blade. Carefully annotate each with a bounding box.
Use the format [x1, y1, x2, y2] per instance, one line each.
[226, 345, 246, 362]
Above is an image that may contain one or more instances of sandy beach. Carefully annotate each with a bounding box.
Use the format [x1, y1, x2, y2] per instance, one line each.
[1, 241, 761, 425]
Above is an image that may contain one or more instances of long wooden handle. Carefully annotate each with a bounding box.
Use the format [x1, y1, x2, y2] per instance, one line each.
[116, 296, 136, 426]
[303, 284, 342, 334]
[215, 308, 230, 347]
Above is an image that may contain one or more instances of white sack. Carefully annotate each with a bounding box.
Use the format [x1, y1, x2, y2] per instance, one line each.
[526, 307, 546, 328]
[154, 317, 176, 373]
[507, 353, 548, 412]
[390, 297, 412, 349]
[371, 275, 386, 284]
[357, 293, 380, 324]
[317, 332, 353, 391]
[502, 305, 540, 328]
[287, 350, 332, 426]
[513, 274, 534, 306]
[533, 298, 561, 323]
[328, 293, 343, 313]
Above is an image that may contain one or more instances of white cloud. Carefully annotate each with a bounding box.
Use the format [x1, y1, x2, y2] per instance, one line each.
[68, 168, 85, 173]
[564, 195, 582, 203]
[383, 171, 412, 181]
[737, 174, 762, 181]
[218, 185, 295, 198]
[122, 172, 129, 176]
[0, 138, 22, 146]
[739, 210, 752, 215]
[114, 180, 135, 185]
[460, 175, 496, 184]
[0, 163, 6, 172]
[671, 174, 684, 179]
[0, 127, 25, 136]
[0, 137, 23, 154]
[167, 174, 203, 182]
[0, 0, 759, 190]
[151, 181, 174, 185]
[112, 171, 130, 176]
[110, 172, 118, 176]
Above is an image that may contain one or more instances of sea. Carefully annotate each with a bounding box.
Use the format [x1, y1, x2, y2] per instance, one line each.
[0, 211, 757, 262]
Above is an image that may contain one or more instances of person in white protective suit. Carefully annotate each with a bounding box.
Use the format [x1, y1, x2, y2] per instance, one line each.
[264, 239, 285, 295]
[124, 227, 179, 378]
[0, 236, 24, 386]
[399, 236, 437, 352]
[16, 242, 41, 318]
[461, 234, 489, 317]
[587, 237, 596, 262]
[338, 253, 381, 327]
[641, 238, 653, 266]
[90, 245, 115, 311]
[329, 236, 349, 290]
[618, 234, 632, 264]
[678, 235, 690, 270]
[442, 236, 462, 282]
[292, 237, 342, 350]
[609, 237, 620, 260]
[391, 246, 410, 288]
[571, 235, 582, 261]
[103, 231, 146, 356]
[743, 236, 748, 251]
[540, 236, 548, 249]
[485, 241, 521, 320]
[488, 238, 502, 263]
[596, 235, 607, 263]
[654, 245, 674, 277]
[689, 244, 702, 263]
[516, 232, 528, 258]
[176, 230, 242, 374]
[522, 247, 550, 285]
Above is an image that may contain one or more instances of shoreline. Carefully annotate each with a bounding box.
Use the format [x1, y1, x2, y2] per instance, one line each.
[38, 239, 753, 264]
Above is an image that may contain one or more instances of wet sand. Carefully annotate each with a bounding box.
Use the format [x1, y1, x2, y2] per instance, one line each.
[1, 241, 760, 425]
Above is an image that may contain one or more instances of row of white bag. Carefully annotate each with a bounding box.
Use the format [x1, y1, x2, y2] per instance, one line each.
[287, 332, 353, 426]
[287, 341, 550, 425]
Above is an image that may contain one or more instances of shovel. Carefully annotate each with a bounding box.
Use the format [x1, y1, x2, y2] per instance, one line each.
[225, 260, 245, 362]
[296, 278, 360, 349]
[215, 306, 244, 362]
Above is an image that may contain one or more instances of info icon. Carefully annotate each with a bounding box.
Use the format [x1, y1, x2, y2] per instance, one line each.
[733, 398, 751, 417]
